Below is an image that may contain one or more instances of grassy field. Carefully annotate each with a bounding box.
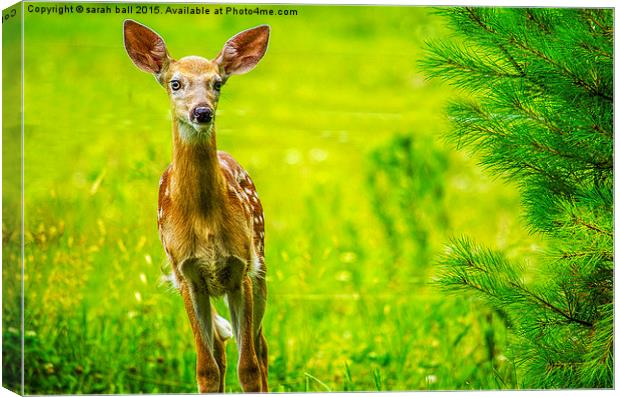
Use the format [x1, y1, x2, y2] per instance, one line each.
[3, 3, 541, 393]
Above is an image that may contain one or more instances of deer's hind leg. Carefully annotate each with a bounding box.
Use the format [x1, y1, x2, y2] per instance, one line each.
[212, 322, 227, 392]
[252, 274, 269, 391]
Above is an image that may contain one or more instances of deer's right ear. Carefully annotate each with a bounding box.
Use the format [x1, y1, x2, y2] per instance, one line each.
[123, 20, 171, 75]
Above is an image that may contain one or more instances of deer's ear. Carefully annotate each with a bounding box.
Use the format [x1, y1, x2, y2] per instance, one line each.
[215, 25, 270, 77]
[123, 19, 171, 74]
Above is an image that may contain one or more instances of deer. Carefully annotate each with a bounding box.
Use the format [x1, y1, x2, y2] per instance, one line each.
[123, 20, 270, 393]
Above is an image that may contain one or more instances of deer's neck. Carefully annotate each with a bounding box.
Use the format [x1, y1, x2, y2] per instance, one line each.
[171, 121, 225, 217]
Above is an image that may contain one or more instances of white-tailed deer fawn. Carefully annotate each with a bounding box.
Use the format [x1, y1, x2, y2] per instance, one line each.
[123, 20, 270, 393]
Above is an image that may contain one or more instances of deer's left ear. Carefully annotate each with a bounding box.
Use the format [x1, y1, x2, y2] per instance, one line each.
[215, 25, 270, 78]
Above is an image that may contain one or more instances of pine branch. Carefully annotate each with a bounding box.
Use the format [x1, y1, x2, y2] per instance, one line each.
[578, 42, 612, 60]
[505, 37, 612, 102]
[591, 124, 612, 138]
[497, 44, 525, 77]
[573, 217, 613, 238]
[463, 7, 526, 77]
[559, 250, 613, 263]
[463, 7, 498, 35]
[506, 281, 593, 328]
[425, 7, 613, 388]
[524, 9, 551, 34]
[423, 42, 525, 91]
[439, 239, 594, 329]
[581, 10, 613, 38]
[462, 7, 612, 102]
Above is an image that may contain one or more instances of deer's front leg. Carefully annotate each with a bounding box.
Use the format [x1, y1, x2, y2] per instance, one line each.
[228, 275, 263, 392]
[179, 260, 221, 393]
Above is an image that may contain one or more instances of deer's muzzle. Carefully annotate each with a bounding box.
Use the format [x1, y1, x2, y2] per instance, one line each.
[191, 106, 213, 124]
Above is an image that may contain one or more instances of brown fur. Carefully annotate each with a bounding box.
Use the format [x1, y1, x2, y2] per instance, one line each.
[124, 19, 270, 392]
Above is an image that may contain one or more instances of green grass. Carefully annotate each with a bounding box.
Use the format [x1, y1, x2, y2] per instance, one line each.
[3, 3, 539, 393]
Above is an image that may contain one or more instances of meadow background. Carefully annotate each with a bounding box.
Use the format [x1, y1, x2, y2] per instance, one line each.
[3, 3, 542, 393]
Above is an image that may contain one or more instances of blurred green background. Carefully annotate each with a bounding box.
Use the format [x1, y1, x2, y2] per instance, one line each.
[3, 2, 541, 393]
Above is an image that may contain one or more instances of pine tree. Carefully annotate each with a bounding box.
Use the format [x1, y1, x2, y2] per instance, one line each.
[422, 8, 613, 388]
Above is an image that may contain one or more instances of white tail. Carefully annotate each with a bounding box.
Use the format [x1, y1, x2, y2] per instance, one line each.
[124, 19, 270, 393]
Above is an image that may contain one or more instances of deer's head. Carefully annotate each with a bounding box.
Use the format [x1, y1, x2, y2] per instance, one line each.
[123, 20, 270, 142]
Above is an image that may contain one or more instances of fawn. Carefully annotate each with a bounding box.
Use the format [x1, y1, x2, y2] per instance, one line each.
[123, 20, 270, 392]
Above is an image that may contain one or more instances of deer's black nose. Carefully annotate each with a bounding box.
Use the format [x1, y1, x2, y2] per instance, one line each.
[192, 107, 213, 123]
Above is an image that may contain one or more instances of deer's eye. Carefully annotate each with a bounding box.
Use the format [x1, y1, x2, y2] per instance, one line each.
[213, 81, 222, 92]
[170, 80, 182, 91]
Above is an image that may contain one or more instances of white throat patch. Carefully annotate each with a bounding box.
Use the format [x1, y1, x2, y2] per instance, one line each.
[178, 120, 214, 143]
